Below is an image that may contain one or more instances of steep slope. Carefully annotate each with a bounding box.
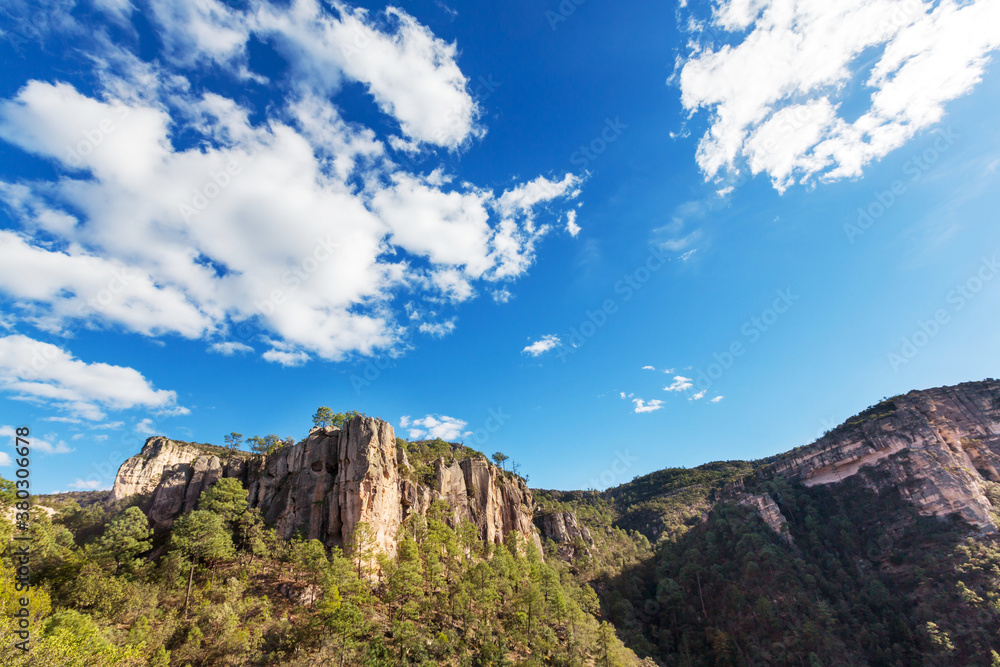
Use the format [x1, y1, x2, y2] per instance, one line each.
[760, 379, 1000, 530]
[111, 416, 541, 558]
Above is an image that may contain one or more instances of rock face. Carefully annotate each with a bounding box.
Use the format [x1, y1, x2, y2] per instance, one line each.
[736, 493, 792, 544]
[111, 437, 248, 528]
[536, 510, 595, 558]
[112, 417, 540, 559]
[764, 380, 1000, 531]
[248, 418, 404, 557]
[400, 457, 543, 552]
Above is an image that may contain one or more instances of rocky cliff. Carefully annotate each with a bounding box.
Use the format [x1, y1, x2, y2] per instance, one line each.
[112, 417, 541, 558]
[762, 379, 1000, 531]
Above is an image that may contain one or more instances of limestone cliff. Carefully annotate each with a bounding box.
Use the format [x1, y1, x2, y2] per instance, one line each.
[112, 417, 540, 558]
[763, 379, 1000, 531]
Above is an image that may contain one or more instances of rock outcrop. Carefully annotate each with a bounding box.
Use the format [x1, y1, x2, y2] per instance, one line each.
[764, 380, 1000, 531]
[400, 456, 542, 552]
[735, 493, 792, 544]
[112, 417, 540, 559]
[111, 437, 249, 527]
[536, 510, 595, 558]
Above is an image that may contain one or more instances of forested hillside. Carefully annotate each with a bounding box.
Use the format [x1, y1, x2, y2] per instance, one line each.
[0, 474, 652, 666]
[3, 380, 1000, 665]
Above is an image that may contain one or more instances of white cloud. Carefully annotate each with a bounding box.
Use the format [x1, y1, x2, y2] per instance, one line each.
[0, 452, 10, 466]
[522, 335, 561, 357]
[642, 365, 655, 370]
[664, 375, 694, 392]
[0, 335, 183, 420]
[0, 12, 580, 364]
[68, 479, 108, 490]
[262, 348, 311, 367]
[418, 319, 456, 338]
[406, 414, 469, 441]
[679, 0, 1000, 191]
[0, 426, 73, 455]
[399, 415, 411, 428]
[492, 288, 513, 304]
[710, 395, 725, 403]
[253, 0, 482, 148]
[135, 418, 156, 435]
[690, 390, 707, 401]
[565, 209, 581, 237]
[209, 341, 253, 356]
[498, 173, 581, 221]
[633, 398, 664, 413]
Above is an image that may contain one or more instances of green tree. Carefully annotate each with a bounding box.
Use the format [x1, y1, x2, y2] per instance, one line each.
[491, 452, 509, 471]
[237, 508, 267, 564]
[223, 432, 243, 458]
[171, 510, 236, 617]
[247, 434, 283, 456]
[198, 477, 248, 524]
[93, 506, 151, 576]
[312, 406, 335, 428]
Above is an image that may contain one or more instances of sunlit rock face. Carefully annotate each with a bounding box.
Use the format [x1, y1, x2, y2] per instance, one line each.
[113, 417, 541, 558]
[764, 380, 1000, 531]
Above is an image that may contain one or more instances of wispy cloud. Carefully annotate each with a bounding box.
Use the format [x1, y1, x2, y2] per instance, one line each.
[664, 375, 694, 392]
[633, 398, 664, 413]
[522, 335, 561, 357]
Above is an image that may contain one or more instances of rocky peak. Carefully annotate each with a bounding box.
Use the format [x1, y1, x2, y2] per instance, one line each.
[764, 379, 1000, 531]
[112, 417, 541, 559]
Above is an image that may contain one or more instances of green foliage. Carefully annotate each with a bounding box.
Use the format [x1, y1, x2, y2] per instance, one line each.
[92, 506, 151, 576]
[198, 477, 249, 524]
[313, 407, 365, 429]
[171, 510, 235, 566]
[246, 433, 285, 456]
[223, 432, 243, 457]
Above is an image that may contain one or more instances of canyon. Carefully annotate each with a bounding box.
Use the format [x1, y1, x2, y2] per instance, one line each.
[110, 379, 1000, 559]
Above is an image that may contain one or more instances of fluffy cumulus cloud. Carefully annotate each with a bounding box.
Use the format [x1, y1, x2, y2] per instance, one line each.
[678, 0, 1000, 191]
[0, 335, 183, 420]
[633, 398, 664, 413]
[711, 395, 724, 403]
[0, 1, 581, 364]
[664, 375, 694, 392]
[522, 335, 562, 357]
[405, 414, 469, 441]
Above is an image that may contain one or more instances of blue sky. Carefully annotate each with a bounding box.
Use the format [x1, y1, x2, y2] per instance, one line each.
[1, 0, 999, 493]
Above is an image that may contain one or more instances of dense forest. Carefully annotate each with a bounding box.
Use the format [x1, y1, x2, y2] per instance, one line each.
[0, 462, 651, 666]
[4, 396, 1000, 666]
